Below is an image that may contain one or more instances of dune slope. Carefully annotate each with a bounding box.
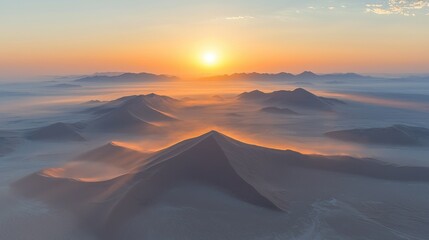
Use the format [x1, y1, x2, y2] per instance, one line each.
[12, 130, 429, 237]
[26, 122, 85, 142]
[239, 88, 344, 111]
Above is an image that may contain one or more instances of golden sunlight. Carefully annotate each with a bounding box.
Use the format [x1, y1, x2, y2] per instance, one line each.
[202, 51, 218, 66]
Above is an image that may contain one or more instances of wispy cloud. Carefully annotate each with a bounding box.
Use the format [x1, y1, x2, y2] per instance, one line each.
[366, 0, 429, 16]
[225, 16, 255, 20]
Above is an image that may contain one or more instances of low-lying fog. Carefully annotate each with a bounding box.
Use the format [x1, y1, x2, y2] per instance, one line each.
[1, 75, 429, 240]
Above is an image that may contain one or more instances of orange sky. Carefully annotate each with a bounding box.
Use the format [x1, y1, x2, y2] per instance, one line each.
[1, 1, 429, 79]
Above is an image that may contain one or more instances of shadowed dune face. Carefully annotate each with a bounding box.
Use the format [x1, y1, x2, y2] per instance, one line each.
[11, 130, 429, 237]
[75, 142, 151, 169]
[27, 122, 85, 142]
[85, 94, 179, 120]
[40, 162, 129, 182]
[83, 94, 179, 134]
[86, 108, 160, 133]
[238, 88, 344, 111]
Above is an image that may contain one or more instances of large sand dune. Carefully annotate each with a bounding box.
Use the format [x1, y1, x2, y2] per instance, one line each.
[239, 88, 344, 111]
[85, 94, 178, 121]
[86, 108, 160, 133]
[75, 142, 151, 168]
[81, 94, 181, 134]
[12, 130, 429, 238]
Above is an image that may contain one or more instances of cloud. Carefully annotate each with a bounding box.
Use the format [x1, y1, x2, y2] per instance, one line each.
[225, 16, 255, 20]
[366, 0, 429, 16]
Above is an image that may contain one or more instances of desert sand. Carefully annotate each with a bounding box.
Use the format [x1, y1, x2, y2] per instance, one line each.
[1, 79, 429, 240]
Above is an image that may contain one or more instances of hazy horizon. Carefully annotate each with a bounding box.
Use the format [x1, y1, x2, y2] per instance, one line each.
[1, 0, 429, 79]
[2, 1, 429, 240]
[2, 70, 429, 83]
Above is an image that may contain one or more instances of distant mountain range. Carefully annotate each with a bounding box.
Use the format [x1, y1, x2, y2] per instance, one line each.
[74, 72, 178, 83]
[202, 71, 370, 81]
[70, 71, 429, 83]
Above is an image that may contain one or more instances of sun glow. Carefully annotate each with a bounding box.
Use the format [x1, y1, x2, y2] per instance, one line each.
[202, 51, 218, 66]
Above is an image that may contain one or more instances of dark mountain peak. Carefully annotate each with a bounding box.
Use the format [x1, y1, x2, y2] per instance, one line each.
[249, 89, 264, 94]
[206, 130, 221, 135]
[75, 72, 177, 83]
[237, 90, 267, 100]
[277, 72, 295, 77]
[239, 88, 342, 111]
[297, 71, 318, 77]
[146, 93, 157, 97]
[293, 87, 309, 93]
[201, 130, 225, 139]
[291, 88, 316, 96]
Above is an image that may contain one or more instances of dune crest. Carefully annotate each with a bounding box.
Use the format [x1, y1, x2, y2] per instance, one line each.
[239, 88, 344, 111]
[12, 130, 429, 236]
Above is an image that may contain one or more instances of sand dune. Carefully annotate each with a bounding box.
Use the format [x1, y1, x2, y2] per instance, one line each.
[85, 94, 178, 121]
[86, 108, 160, 133]
[325, 125, 429, 146]
[82, 94, 180, 134]
[12, 130, 429, 237]
[38, 143, 150, 182]
[75, 142, 150, 168]
[239, 88, 344, 111]
[26, 122, 85, 142]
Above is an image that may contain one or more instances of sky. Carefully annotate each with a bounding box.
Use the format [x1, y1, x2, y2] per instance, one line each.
[0, 0, 429, 79]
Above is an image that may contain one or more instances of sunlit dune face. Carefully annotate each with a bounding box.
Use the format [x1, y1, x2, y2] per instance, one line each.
[40, 162, 128, 182]
[202, 51, 218, 67]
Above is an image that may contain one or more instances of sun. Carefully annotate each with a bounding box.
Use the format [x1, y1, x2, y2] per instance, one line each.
[202, 51, 218, 66]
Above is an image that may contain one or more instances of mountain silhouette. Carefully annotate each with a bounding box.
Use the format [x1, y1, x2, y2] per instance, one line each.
[75, 72, 178, 83]
[239, 88, 344, 111]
